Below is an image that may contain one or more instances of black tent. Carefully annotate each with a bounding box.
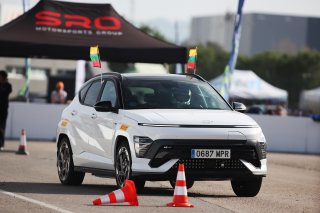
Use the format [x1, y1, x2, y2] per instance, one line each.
[0, 0, 187, 63]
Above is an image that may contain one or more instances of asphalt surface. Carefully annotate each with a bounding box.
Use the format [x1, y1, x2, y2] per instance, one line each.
[0, 140, 319, 213]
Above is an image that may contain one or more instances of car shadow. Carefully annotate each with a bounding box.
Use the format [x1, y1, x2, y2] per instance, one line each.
[0, 181, 235, 198]
[141, 186, 235, 198]
[0, 149, 17, 154]
[0, 182, 116, 195]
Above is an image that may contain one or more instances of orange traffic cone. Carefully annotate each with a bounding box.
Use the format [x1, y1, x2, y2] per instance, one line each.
[16, 129, 29, 155]
[93, 180, 139, 206]
[167, 164, 194, 207]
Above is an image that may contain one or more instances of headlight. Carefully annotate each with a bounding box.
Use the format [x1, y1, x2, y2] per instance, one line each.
[133, 136, 153, 158]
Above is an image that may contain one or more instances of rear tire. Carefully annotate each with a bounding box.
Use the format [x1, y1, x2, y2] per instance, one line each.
[231, 177, 262, 197]
[57, 137, 85, 185]
[115, 142, 146, 193]
[169, 180, 194, 189]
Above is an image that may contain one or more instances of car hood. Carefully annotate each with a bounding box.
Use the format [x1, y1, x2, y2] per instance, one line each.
[124, 109, 258, 126]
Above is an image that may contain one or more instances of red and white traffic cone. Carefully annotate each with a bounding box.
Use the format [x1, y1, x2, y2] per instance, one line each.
[93, 180, 139, 206]
[167, 164, 194, 207]
[16, 129, 29, 155]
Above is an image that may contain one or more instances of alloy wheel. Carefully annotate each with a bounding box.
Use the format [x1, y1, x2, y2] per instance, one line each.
[115, 146, 131, 187]
[57, 141, 71, 182]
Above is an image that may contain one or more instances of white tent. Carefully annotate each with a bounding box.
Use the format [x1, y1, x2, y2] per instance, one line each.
[123, 63, 169, 74]
[134, 63, 168, 74]
[299, 87, 320, 114]
[209, 70, 288, 102]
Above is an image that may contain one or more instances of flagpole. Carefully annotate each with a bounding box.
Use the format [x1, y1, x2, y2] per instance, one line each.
[22, 0, 30, 102]
[174, 21, 183, 74]
[194, 46, 197, 74]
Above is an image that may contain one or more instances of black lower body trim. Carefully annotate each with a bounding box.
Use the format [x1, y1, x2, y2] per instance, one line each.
[132, 159, 265, 180]
[74, 166, 115, 178]
[132, 170, 264, 181]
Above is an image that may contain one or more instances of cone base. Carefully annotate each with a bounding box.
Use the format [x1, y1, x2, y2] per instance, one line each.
[92, 199, 102, 205]
[16, 150, 29, 155]
[128, 201, 139, 206]
[167, 202, 194, 208]
[16, 145, 29, 155]
[92, 199, 138, 206]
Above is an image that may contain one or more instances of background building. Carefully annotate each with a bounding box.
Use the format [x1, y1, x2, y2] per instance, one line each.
[189, 13, 320, 56]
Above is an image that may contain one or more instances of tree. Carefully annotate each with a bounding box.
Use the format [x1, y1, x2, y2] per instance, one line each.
[189, 43, 320, 109]
[237, 50, 320, 108]
[139, 25, 168, 42]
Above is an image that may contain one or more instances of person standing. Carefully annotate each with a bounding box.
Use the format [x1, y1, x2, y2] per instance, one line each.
[0, 70, 12, 150]
[51, 81, 67, 104]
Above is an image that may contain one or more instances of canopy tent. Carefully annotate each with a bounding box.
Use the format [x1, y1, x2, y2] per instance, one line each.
[210, 70, 288, 103]
[0, 0, 187, 63]
[299, 87, 320, 114]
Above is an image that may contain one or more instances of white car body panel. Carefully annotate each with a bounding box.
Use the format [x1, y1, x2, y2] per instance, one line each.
[57, 106, 266, 174]
[124, 109, 257, 126]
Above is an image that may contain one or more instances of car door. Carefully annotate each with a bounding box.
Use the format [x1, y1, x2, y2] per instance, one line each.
[88, 79, 119, 169]
[77, 80, 104, 161]
[68, 82, 92, 156]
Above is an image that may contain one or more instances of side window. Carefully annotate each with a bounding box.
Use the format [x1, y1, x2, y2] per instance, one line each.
[83, 81, 102, 106]
[99, 80, 117, 107]
[79, 83, 91, 103]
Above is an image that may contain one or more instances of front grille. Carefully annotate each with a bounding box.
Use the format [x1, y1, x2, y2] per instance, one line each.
[171, 159, 246, 170]
[149, 145, 260, 168]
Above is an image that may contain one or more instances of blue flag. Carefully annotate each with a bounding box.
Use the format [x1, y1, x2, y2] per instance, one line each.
[220, 0, 245, 101]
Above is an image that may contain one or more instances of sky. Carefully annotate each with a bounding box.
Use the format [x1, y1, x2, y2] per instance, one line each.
[1, 0, 320, 42]
[1, 0, 320, 23]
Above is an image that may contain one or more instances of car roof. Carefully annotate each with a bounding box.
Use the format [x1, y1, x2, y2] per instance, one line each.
[92, 72, 206, 82]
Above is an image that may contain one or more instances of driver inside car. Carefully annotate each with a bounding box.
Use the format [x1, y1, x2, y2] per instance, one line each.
[172, 87, 191, 108]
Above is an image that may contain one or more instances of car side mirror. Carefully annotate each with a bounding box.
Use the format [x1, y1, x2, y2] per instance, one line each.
[232, 102, 246, 113]
[94, 101, 118, 113]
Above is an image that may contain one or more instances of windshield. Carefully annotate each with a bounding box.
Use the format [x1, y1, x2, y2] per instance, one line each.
[122, 76, 231, 110]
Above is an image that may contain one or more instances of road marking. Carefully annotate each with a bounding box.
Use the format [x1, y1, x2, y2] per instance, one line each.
[0, 189, 73, 213]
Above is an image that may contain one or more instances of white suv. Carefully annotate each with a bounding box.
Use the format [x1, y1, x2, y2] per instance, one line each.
[56, 73, 267, 197]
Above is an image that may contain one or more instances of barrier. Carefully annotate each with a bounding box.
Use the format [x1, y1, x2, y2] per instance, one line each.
[249, 114, 320, 154]
[5, 102, 320, 154]
[6, 102, 66, 141]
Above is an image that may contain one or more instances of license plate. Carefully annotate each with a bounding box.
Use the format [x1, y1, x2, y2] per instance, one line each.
[191, 149, 231, 159]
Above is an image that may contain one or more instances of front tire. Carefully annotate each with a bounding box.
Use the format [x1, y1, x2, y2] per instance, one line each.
[57, 137, 85, 185]
[115, 142, 145, 193]
[231, 177, 262, 197]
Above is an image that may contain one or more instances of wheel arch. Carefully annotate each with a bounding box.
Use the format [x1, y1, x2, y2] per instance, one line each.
[114, 135, 130, 159]
[57, 134, 73, 155]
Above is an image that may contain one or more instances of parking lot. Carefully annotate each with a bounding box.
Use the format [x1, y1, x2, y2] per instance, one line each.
[0, 140, 319, 213]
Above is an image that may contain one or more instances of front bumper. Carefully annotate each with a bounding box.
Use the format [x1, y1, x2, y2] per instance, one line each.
[132, 139, 267, 180]
[132, 159, 267, 180]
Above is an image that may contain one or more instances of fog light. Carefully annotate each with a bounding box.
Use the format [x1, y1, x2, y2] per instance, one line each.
[259, 142, 267, 158]
[133, 136, 153, 158]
